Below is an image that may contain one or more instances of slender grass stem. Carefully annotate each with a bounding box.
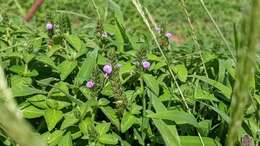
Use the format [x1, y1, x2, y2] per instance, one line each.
[56, 10, 91, 19]
[131, 0, 190, 112]
[178, 0, 209, 78]
[198, 0, 236, 63]
[91, 0, 101, 20]
[226, 0, 260, 145]
[132, 1, 206, 145]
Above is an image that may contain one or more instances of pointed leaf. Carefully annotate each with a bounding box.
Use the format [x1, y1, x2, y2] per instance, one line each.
[153, 119, 181, 146]
[121, 111, 136, 133]
[21, 105, 44, 119]
[75, 49, 98, 84]
[58, 60, 77, 80]
[44, 109, 63, 131]
[65, 35, 82, 51]
[143, 74, 159, 96]
[60, 111, 79, 129]
[100, 106, 120, 129]
[147, 110, 200, 128]
[58, 132, 73, 146]
[99, 133, 118, 145]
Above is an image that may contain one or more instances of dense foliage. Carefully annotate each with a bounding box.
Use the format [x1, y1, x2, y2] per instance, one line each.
[0, 0, 259, 146]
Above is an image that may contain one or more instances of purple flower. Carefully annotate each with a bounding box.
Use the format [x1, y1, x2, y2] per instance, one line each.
[46, 22, 54, 30]
[241, 135, 251, 146]
[142, 60, 150, 70]
[165, 32, 173, 39]
[103, 64, 112, 75]
[86, 80, 95, 89]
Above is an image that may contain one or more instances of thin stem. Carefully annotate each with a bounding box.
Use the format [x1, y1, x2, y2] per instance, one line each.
[56, 10, 91, 19]
[178, 0, 209, 78]
[132, 0, 190, 112]
[132, 1, 205, 145]
[226, 0, 260, 145]
[140, 74, 146, 142]
[91, 0, 101, 20]
[198, 0, 236, 63]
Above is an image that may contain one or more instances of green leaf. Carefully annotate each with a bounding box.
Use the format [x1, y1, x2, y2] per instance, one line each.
[148, 90, 167, 112]
[194, 88, 219, 102]
[143, 74, 160, 96]
[121, 111, 136, 133]
[65, 35, 82, 51]
[104, 24, 124, 52]
[58, 60, 77, 80]
[27, 94, 48, 109]
[21, 105, 44, 119]
[147, 110, 200, 128]
[191, 75, 232, 98]
[172, 64, 188, 82]
[108, 0, 124, 25]
[49, 82, 69, 97]
[153, 119, 181, 146]
[75, 49, 98, 84]
[98, 98, 110, 106]
[100, 106, 120, 129]
[44, 109, 63, 131]
[12, 85, 46, 97]
[60, 111, 79, 129]
[96, 122, 111, 136]
[36, 55, 57, 69]
[180, 136, 221, 146]
[99, 133, 118, 145]
[42, 130, 64, 146]
[58, 132, 73, 146]
[9, 65, 39, 77]
[79, 117, 92, 134]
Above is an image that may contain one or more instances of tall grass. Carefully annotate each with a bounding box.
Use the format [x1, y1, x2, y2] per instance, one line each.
[226, 0, 260, 145]
[198, 0, 236, 63]
[0, 66, 46, 146]
[131, 1, 205, 145]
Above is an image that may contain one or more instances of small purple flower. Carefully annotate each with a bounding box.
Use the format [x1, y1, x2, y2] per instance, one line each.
[142, 60, 150, 70]
[241, 135, 251, 146]
[46, 22, 54, 30]
[165, 32, 173, 39]
[86, 80, 95, 89]
[103, 64, 112, 75]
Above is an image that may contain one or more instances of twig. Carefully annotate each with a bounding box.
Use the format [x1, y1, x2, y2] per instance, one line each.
[23, 0, 45, 22]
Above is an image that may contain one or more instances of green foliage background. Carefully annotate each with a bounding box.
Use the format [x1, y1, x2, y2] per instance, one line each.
[0, 0, 259, 146]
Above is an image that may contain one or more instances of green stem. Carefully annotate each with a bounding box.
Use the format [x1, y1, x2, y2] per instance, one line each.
[140, 74, 146, 143]
[178, 0, 209, 78]
[226, 0, 260, 145]
[199, 0, 236, 63]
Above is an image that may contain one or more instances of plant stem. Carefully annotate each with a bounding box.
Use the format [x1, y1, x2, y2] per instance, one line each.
[198, 0, 236, 63]
[226, 0, 260, 145]
[178, 0, 209, 78]
[132, 0, 190, 113]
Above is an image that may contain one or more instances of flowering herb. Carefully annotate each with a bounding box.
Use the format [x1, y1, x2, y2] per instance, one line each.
[86, 80, 95, 89]
[142, 60, 150, 70]
[103, 64, 112, 76]
[46, 22, 54, 30]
